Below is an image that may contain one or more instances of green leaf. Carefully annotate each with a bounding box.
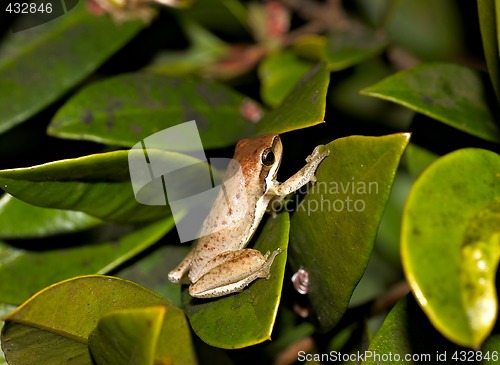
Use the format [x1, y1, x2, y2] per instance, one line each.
[362, 296, 447, 365]
[48, 73, 259, 149]
[182, 212, 289, 349]
[324, 22, 387, 71]
[1, 276, 196, 365]
[258, 51, 312, 108]
[0, 194, 101, 239]
[401, 148, 500, 348]
[0, 217, 174, 305]
[363, 296, 500, 365]
[0, 150, 202, 223]
[477, 0, 500, 102]
[0, 2, 144, 135]
[89, 306, 165, 365]
[361, 63, 500, 143]
[256, 63, 330, 135]
[289, 133, 410, 331]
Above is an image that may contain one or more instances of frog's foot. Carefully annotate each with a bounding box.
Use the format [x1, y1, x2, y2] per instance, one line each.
[306, 145, 330, 164]
[261, 248, 282, 278]
[189, 248, 282, 298]
[270, 145, 330, 197]
[307, 145, 330, 184]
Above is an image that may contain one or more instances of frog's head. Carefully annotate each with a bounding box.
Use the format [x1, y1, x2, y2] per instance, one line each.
[235, 134, 282, 187]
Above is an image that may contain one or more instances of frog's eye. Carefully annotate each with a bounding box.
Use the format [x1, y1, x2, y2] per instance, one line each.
[261, 148, 275, 166]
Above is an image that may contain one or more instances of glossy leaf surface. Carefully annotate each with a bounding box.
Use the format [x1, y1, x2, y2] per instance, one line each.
[289, 134, 410, 331]
[363, 296, 500, 364]
[0, 194, 101, 238]
[49, 73, 258, 149]
[1, 276, 195, 365]
[477, 0, 500, 102]
[361, 63, 500, 143]
[0, 150, 203, 223]
[0, 218, 174, 305]
[258, 51, 312, 107]
[402, 148, 500, 348]
[0, 2, 144, 134]
[256, 63, 329, 135]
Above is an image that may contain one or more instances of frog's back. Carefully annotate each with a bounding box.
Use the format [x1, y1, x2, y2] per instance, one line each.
[188, 134, 281, 282]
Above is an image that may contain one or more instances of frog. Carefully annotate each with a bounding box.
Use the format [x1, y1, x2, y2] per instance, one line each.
[168, 134, 329, 298]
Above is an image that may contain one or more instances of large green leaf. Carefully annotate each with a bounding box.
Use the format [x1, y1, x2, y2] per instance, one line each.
[1, 276, 196, 365]
[478, 0, 500, 103]
[256, 63, 330, 135]
[48, 73, 259, 149]
[182, 212, 289, 349]
[363, 296, 442, 365]
[363, 296, 500, 365]
[0, 2, 144, 135]
[289, 133, 410, 331]
[89, 306, 165, 365]
[0, 150, 202, 223]
[258, 51, 312, 108]
[402, 148, 500, 348]
[0, 217, 174, 305]
[0, 194, 101, 238]
[89, 305, 196, 365]
[361, 63, 500, 143]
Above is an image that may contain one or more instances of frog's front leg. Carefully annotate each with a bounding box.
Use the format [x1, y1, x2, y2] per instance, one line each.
[269, 145, 330, 198]
[189, 248, 281, 298]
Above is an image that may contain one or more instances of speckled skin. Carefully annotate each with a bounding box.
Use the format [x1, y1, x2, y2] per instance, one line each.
[188, 135, 282, 282]
[168, 134, 329, 298]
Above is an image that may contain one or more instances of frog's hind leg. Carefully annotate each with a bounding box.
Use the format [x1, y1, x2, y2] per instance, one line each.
[188, 248, 281, 298]
[168, 249, 195, 284]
